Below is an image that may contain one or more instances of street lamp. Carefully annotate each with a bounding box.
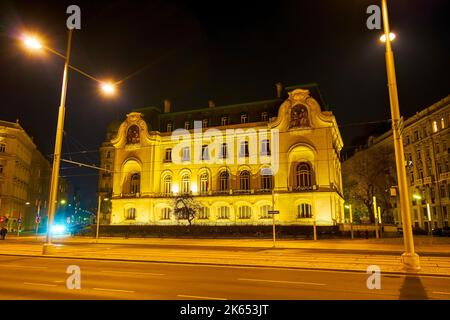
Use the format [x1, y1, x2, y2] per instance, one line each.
[380, 0, 420, 270]
[380, 32, 396, 43]
[345, 204, 354, 239]
[19, 30, 118, 254]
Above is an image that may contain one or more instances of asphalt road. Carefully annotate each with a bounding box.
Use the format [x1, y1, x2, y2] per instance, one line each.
[0, 256, 449, 300]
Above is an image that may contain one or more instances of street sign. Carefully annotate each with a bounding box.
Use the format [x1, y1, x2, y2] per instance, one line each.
[36, 216, 41, 224]
[268, 210, 279, 215]
[17, 218, 22, 224]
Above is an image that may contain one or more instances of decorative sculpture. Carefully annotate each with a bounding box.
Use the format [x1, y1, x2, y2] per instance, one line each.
[126, 125, 140, 144]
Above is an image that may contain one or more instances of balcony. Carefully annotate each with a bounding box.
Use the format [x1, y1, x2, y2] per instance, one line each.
[424, 176, 434, 184]
[440, 172, 450, 181]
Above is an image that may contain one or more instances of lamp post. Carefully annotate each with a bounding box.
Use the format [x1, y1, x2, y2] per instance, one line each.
[373, 196, 379, 239]
[345, 204, 353, 239]
[271, 189, 277, 247]
[381, 0, 420, 270]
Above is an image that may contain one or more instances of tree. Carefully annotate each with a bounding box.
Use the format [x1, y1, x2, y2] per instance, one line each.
[343, 144, 396, 223]
[173, 193, 202, 226]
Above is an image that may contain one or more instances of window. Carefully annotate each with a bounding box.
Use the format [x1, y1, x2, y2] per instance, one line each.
[261, 112, 268, 122]
[202, 119, 208, 128]
[296, 163, 313, 188]
[261, 174, 273, 190]
[239, 170, 250, 190]
[219, 171, 229, 191]
[182, 146, 190, 161]
[198, 207, 209, 220]
[218, 206, 230, 219]
[161, 208, 171, 220]
[0, 163, 3, 174]
[297, 204, 312, 218]
[261, 139, 270, 156]
[167, 123, 172, 132]
[432, 121, 438, 133]
[200, 173, 209, 193]
[163, 175, 172, 194]
[239, 206, 252, 219]
[126, 208, 136, 220]
[202, 145, 209, 160]
[181, 174, 190, 194]
[260, 205, 271, 219]
[130, 173, 140, 194]
[0, 144, 5, 153]
[221, 116, 228, 126]
[239, 141, 249, 157]
[184, 121, 190, 130]
[165, 148, 172, 162]
[220, 143, 228, 159]
[441, 117, 446, 129]
[106, 151, 111, 159]
[241, 114, 248, 123]
[414, 130, 419, 141]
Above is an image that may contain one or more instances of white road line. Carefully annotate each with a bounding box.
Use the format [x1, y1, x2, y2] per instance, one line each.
[6, 265, 48, 269]
[177, 294, 227, 300]
[432, 291, 450, 296]
[101, 270, 165, 276]
[93, 288, 135, 293]
[238, 278, 326, 286]
[24, 282, 57, 287]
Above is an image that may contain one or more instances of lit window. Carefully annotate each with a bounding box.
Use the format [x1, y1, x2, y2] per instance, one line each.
[221, 116, 228, 126]
[200, 173, 209, 193]
[297, 204, 312, 218]
[260, 205, 271, 219]
[167, 123, 172, 132]
[184, 121, 190, 130]
[130, 173, 140, 194]
[182, 146, 190, 161]
[238, 206, 252, 219]
[163, 175, 172, 194]
[241, 114, 248, 123]
[432, 121, 438, 133]
[441, 117, 446, 129]
[161, 208, 171, 220]
[181, 174, 190, 194]
[126, 208, 136, 220]
[202, 119, 208, 128]
[261, 139, 270, 156]
[296, 163, 312, 188]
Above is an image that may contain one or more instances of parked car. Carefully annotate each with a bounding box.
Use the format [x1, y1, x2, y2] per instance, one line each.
[442, 227, 450, 237]
[432, 228, 442, 236]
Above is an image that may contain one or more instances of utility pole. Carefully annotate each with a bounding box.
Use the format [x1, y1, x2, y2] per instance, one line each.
[271, 189, 276, 248]
[373, 196, 379, 239]
[381, 0, 420, 270]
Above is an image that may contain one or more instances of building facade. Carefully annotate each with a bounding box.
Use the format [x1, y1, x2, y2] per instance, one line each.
[99, 84, 344, 226]
[343, 94, 450, 231]
[0, 120, 51, 231]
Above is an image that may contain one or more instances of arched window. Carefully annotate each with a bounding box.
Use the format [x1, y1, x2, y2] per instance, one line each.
[126, 125, 140, 144]
[200, 173, 209, 193]
[219, 171, 229, 191]
[239, 206, 252, 219]
[126, 208, 136, 220]
[260, 205, 271, 219]
[296, 163, 312, 188]
[106, 151, 111, 159]
[240, 170, 250, 190]
[261, 174, 273, 190]
[198, 207, 210, 220]
[297, 203, 312, 218]
[217, 206, 230, 219]
[163, 175, 172, 194]
[130, 173, 140, 194]
[181, 174, 190, 194]
[161, 208, 171, 220]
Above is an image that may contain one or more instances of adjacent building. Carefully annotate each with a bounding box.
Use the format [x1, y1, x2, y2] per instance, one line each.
[99, 83, 345, 226]
[343, 94, 450, 231]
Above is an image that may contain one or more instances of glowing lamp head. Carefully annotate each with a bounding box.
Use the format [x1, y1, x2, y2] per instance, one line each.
[380, 32, 396, 43]
[23, 36, 43, 50]
[100, 82, 116, 95]
[51, 224, 66, 235]
[412, 194, 422, 201]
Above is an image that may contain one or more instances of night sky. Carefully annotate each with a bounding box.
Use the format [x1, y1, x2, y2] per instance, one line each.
[1, 0, 449, 209]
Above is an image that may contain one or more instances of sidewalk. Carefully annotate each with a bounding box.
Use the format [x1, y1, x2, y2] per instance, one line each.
[2, 235, 450, 276]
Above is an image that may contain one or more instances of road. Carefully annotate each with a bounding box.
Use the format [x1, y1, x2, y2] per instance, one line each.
[0, 255, 449, 300]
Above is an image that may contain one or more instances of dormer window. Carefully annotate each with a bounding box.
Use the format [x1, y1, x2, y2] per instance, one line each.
[167, 122, 172, 132]
[241, 114, 248, 123]
[261, 112, 268, 121]
[221, 116, 228, 126]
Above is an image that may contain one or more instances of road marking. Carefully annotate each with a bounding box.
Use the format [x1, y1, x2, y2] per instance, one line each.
[177, 294, 227, 300]
[24, 282, 57, 287]
[101, 270, 165, 276]
[6, 265, 48, 269]
[432, 291, 450, 296]
[238, 278, 326, 286]
[93, 288, 135, 293]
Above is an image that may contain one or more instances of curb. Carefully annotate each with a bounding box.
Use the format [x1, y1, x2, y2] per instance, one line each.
[1, 252, 449, 278]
